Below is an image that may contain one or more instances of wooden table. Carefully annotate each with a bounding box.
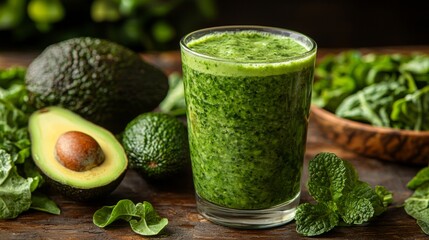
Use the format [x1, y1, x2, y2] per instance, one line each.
[1, 47, 429, 240]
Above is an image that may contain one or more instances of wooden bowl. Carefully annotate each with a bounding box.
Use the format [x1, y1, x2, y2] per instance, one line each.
[310, 105, 429, 165]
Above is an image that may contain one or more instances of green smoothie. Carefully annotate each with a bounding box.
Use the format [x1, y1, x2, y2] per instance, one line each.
[181, 29, 316, 210]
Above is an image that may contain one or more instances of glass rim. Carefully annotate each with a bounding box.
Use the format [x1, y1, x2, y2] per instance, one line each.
[180, 25, 317, 64]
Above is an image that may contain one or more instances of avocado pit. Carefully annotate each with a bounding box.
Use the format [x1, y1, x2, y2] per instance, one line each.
[55, 131, 105, 172]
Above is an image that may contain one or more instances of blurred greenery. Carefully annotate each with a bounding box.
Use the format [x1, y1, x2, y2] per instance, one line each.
[0, 0, 217, 51]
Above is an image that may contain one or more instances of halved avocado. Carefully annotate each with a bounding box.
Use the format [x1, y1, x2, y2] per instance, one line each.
[28, 106, 128, 201]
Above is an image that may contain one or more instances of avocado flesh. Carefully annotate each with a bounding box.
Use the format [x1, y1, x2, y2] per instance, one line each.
[28, 106, 128, 200]
[25, 37, 169, 133]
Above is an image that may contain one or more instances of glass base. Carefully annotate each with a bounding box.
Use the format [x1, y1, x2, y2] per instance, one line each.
[196, 192, 300, 229]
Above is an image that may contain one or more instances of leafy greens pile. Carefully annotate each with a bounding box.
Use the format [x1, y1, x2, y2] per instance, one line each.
[0, 67, 59, 219]
[295, 152, 393, 236]
[312, 51, 429, 131]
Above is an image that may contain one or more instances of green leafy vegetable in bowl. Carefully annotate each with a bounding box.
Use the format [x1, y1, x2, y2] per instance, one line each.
[93, 199, 168, 236]
[312, 51, 429, 131]
[0, 66, 60, 219]
[295, 152, 392, 236]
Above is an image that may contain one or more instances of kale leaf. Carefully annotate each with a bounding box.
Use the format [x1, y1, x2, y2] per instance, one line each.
[295, 152, 392, 236]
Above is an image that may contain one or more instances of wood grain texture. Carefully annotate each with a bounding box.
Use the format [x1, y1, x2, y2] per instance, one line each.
[311, 106, 429, 165]
[0, 48, 428, 239]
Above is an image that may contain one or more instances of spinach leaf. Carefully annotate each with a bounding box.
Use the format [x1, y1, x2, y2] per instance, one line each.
[405, 183, 429, 223]
[335, 81, 408, 127]
[407, 166, 429, 190]
[93, 199, 168, 236]
[129, 201, 169, 236]
[313, 51, 429, 131]
[404, 167, 429, 235]
[30, 192, 60, 215]
[391, 85, 429, 131]
[295, 152, 392, 236]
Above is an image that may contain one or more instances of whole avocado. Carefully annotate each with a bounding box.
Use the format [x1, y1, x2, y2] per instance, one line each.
[122, 112, 189, 180]
[25, 37, 168, 132]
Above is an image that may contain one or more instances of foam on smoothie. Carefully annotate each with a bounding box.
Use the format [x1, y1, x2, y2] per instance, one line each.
[182, 30, 316, 77]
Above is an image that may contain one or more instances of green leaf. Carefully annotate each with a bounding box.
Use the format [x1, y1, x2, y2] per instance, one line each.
[375, 185, 393, 208]
[0, 150, 32, 219]
[404, 183, 429, 222]
[129, 201, 168, 236]
[313, 51, 429, 131]
[336, 81, 408, 127]
[295, 202, 339, 236]
[93, 199, 168, 236]
[0, 150, 13, 184]
[30, 192, 60, 215]
[338, 182, 376, 224]
[93, 199, 136, 227]
[407, 167, 429, 190]
[391, 85, 429, 131]
[308, 152, 357, 202]
[297, 152, 391, 236]
[400, 55, 429, 74]
[159, 73, 186, 116]
[417, 219, 429, 235]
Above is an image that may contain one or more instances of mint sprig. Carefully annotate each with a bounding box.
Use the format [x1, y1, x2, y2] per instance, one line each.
[295, 152, 393, 236]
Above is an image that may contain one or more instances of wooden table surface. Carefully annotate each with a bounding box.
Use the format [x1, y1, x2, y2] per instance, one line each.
[1, 47, 429, 240]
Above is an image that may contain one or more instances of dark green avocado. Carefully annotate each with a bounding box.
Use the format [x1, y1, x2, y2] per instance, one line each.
[122, 112, 189, 180]
[25, 37, 169, 132]
[28, 106, 128, 201]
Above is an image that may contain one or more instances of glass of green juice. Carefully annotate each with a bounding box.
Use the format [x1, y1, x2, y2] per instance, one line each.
[180, 26, 317, 229]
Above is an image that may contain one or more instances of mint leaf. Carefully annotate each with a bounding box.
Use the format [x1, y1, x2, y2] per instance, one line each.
[340, 181, 388, 220]
[295, 202, 339, 236]
[339, 183, 375, 224]
[308, 152, 358, 202]
[296, 152, 392, 236]
[375, 185, 393, 208]
[93, 199, 168, 236]
[407, 167, 429, 190]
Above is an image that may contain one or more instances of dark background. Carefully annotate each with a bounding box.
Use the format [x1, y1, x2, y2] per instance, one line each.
[211, 0, 429, 48]
[1, 0, 428, 51]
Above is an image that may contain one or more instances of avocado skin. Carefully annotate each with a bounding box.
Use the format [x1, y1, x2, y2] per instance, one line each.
[25, 37, 169, 133]
[42, 170, 126, 202]
[122, 112, 189, 180]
